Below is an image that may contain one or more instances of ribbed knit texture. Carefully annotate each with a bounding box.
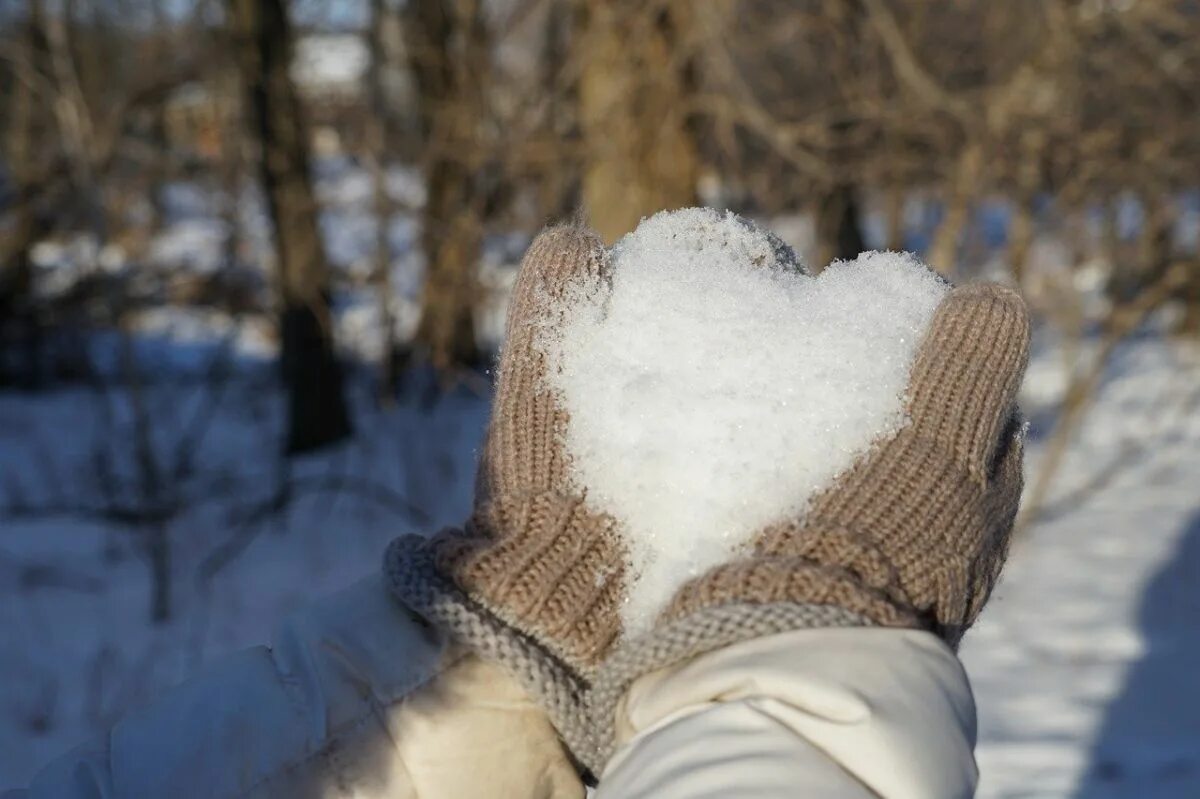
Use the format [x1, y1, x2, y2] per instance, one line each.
[389, 226, 626, 679]
[588, 601, 869, 768]
[384, 534, 599, 775]
[664, 282, 1032, 648]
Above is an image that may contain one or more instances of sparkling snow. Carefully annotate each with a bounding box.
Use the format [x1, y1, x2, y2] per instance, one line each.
[544, 208, 948, 635]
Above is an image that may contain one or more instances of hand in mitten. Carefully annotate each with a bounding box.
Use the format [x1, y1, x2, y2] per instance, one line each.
[663, 280, 1030, 644]
[385, 226, 627, 766]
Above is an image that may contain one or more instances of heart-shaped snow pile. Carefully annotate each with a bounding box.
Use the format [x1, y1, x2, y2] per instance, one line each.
[542, 208, 948, 636]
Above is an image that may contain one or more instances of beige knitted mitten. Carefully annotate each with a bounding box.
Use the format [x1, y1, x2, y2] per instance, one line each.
[586, 283, 1032, 772]
[385, 226, 625, 767]
[663, 281, 1031, 646]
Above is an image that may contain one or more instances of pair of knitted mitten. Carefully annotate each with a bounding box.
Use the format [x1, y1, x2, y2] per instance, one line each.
[386, 219, 1030, 776]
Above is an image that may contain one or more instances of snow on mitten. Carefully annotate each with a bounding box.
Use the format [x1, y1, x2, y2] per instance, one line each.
[385, 226, 626, 769]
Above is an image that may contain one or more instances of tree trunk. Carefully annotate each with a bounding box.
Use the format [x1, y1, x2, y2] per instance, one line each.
[1007, 196, 1035, 287]
[578, 0, 699, 244]
[928, 141, 984, 276]
[537, 0, 582, 220]
[1006, 130, 1045, 286]
[812, 1, 867, 272]
[884, 183, 905, 252]
[1178, 262, 1200, 338]
[228, 0, 351, 453]
[1138, 195, 1173, 286]
[368, 0, 400, 396]
[814, 182, 866, 271]
[405, 0, 487, 372]
[0, 1, 51, 388]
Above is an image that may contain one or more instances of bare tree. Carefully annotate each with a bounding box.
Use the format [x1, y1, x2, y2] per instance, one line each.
[577, 0, 700, 243]
[0, 1, 50, 387]
[573, 0, 700, 242]
[227, 0, 352, 452]
[367, 0, 401, 396]
[405, 0, 490, 372]
[811, 1, 868, 268]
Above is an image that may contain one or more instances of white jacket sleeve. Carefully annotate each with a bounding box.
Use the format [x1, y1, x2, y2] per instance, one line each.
[6, 575, 583, 799]
[595, 628, 978, 799]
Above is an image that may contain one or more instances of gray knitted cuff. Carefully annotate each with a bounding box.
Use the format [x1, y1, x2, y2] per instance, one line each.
[383, 534, 600, 777]
[587, 601, 872, 770]
[386, 535, 875, 779]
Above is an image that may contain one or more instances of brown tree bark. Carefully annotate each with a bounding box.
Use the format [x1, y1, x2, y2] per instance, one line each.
[0, 0, 52, 388]
[812, 0, 867, 272]
[227, 0, 351, 453]
[1178, 261, 1200, 338]
[814, 182, 867, 271]
[405, 0, 488, 372]
[367, 0, 400, 396]
[578, 0, 699, 244]
[928, 141, 984, 277]
[884, 183, 906, 252]
[536, 0, 582, 221]
[1006, 130, 1045, 286]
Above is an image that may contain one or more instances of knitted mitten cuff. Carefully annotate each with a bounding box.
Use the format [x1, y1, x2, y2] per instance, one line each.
[413, 225, 626, 675]
[663, 551, 925, 632]
[433, 492, 625, 670]
[586, 602, 870, 771]
[384, 533, 598, 774]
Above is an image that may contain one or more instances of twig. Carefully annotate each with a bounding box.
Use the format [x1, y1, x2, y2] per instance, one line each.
[1017, 262, 1192, 531]
[196, 473, 430, 584]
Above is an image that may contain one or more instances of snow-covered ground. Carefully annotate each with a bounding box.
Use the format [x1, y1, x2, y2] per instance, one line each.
[0, 371, 489, 785]
[963, 334, 1200, 799]
[2, 173, 1198, 794]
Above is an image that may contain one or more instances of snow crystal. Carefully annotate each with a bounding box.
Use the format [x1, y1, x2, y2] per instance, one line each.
[543, 208, 949, 636]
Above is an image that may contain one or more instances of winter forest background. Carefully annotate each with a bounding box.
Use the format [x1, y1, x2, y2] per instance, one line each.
[1, 0, 1198, 796]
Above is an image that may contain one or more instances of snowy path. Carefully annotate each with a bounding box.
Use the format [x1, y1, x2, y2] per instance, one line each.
[963, 337, 1200, 798]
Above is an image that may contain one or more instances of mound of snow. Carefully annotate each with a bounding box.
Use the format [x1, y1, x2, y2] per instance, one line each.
[542, 208, 948, 636]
